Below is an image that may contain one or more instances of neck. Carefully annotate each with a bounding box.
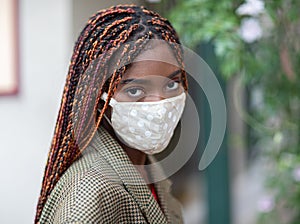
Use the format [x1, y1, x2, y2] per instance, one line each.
[124, 147, 147, 165]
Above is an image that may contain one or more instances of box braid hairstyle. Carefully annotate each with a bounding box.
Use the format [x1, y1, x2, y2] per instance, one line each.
[35, 4, 188, 223]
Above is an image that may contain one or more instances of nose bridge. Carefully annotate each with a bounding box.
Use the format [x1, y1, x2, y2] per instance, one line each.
[144, 77, 166, 102]
[142, 75, 183, 102]
[144, 93, 165, 102]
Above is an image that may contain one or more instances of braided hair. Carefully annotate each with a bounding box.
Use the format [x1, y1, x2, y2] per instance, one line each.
[35, 4, 188, 223]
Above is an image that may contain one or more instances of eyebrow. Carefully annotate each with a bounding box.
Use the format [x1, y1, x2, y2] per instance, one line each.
[120, 69, 182, 85]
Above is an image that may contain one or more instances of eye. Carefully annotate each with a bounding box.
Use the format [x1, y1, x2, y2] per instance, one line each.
[166, 80, 180, 91]
[126, 87, 144, 98]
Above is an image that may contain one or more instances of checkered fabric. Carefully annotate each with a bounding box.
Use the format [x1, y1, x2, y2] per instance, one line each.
[39, 126, 183, 223]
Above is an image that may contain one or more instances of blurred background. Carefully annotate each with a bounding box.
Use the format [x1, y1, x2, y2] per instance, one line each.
[0, 0, 299, 223]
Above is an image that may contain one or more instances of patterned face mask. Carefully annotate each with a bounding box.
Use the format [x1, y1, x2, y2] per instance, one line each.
[100, 92, 186, 154]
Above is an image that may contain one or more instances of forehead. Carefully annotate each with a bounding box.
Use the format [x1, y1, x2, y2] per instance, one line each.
[133, 42, 179, 65]
[123, 43, 181, 80]
[123, 60, 180, 80]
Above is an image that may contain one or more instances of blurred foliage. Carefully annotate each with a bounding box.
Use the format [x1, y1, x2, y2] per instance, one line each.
[167, 0, 300, 223]
[168, 0, 244, 79]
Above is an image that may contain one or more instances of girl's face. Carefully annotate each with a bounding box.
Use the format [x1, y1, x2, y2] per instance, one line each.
[102, 44, 186, 154]
[113, 44, 184, 102]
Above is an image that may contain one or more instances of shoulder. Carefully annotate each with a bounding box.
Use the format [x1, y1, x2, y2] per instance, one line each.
[40, 146, 145, 224]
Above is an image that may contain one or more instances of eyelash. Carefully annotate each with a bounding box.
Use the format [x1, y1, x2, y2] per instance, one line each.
[124, 78, 182, 98]
[165, 79, 180, 91]
[125, 87, 145, 98]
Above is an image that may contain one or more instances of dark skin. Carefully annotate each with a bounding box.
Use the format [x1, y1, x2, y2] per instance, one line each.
[101, 47, 184, 187]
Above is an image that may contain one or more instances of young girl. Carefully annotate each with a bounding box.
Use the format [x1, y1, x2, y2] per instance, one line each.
[35, 4, 188, 224]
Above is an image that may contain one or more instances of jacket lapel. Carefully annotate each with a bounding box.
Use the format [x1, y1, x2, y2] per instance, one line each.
[148, 156, 183, 224]
[155, 180, 183, 223]
[91, 126, 168, 223]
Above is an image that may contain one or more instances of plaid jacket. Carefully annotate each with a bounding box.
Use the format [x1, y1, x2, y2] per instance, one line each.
[39, 126, 183, 224]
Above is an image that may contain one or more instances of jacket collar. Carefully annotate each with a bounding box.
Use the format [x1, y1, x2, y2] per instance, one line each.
[91, 126, 173, 223]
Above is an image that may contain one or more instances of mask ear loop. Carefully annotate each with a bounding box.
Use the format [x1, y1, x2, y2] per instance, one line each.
[100, 92, 109, 101]
[102, 113, 113, 127]
[99, 92, 114, 127]
[100, 92, 117, 106]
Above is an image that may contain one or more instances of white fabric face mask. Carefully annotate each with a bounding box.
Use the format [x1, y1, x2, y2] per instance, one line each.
[100, 92, 186, 154]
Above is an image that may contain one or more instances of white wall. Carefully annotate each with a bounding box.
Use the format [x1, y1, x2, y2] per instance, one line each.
[0, 0, 72, 223]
